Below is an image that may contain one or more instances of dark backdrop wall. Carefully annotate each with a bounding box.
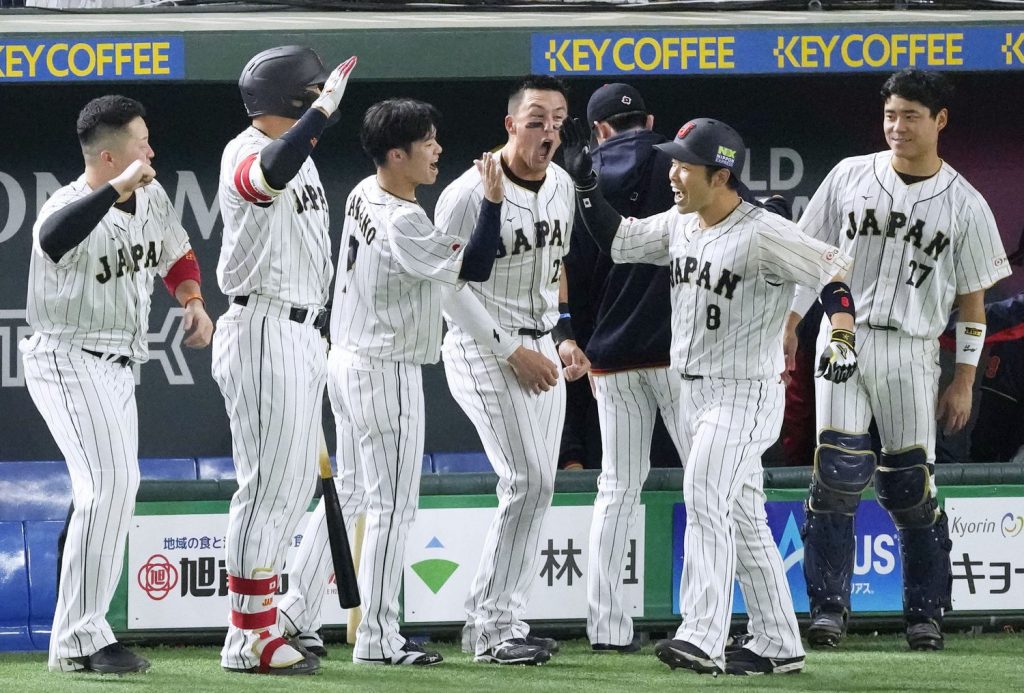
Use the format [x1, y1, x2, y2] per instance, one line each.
[1, 72, 1021, 460]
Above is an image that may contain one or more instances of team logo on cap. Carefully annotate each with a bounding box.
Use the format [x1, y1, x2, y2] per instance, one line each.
[715, 145, 736, 167]
[621, 96, 632, 106]
[677, 122, 697, 139]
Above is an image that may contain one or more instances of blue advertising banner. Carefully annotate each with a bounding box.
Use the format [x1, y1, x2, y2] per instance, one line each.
[671, 500, 903, 615]
[533, 26, 1024, 76]
[0, 37, 185, 82]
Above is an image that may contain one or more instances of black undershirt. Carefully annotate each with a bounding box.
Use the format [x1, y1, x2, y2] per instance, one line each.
[500, 156, 544, 193]
[895, 170, 937, 186]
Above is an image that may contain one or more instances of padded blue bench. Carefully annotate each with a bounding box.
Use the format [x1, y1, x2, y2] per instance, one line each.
[24, 521, 61, 650]
[138, 457, 197, 480]
[431, 451, 491, 474]
[196, 456, 236, 480]
[0, 461, 72, 522]
[0, 521, 33, 651]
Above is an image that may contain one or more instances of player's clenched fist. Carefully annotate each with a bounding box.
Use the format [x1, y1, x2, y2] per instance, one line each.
[558, 117, 594, 184]
[815, 328, 858, 383]
[557, 339, 591, 382]
[312, 56, 358, 118]
[507, 346, 559, 395]
[110, 159, 155, 201]
[474, 152, 504, 204]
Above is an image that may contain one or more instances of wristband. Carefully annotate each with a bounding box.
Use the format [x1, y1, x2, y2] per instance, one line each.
[820, 281, 855, 319]
[182, 294, 205, 309]
[955, 321, 985, 366]
[552, 302, 574, 347]
[830, 328, 855, 350]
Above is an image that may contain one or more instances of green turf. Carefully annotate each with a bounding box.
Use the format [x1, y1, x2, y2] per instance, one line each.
[2, 634, 1022, 692]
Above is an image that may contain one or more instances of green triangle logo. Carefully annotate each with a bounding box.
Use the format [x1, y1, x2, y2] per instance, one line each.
[411, 559, 459, 594]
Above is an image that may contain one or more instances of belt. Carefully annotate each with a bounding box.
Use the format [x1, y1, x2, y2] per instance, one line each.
[868, 324, 898, 331]
[681, 373, 703, 381]
[517, 328, 551, 339]
[233, 295, 328, 331]
[82, 348, 131, 368]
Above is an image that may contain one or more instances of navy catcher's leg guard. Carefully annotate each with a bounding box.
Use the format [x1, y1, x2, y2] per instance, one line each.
[802, 430, 875, 616]
[874, 447, 935, 529]
[901, 509, 953, 625]
[801, 506, 855, 615]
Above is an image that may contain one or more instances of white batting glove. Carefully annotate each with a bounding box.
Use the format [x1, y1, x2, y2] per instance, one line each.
[816, 328, 858, 383]
[312, 56, 358, 118]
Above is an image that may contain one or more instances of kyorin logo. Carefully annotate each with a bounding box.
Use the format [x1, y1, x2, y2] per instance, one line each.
[1001, 513, 1024, 538]
[410, 536, 459, 594]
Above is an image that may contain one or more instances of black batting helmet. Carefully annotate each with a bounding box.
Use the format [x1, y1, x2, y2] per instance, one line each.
[238, 45, 331, 119]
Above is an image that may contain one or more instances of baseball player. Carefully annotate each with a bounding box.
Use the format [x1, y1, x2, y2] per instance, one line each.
[212, 46, 356, 676]
[21, 95, 213, 674]
[434, 74, 589, 665]
[561, 116, 857, 675]
[575, 83, 796, 654]
[787, 69, 1011, 652]
[279, 98, 509, 666]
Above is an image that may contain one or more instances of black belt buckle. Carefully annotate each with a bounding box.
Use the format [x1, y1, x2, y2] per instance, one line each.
[517, 328, 550, 339]
[82, 348, 130, 368]
[232, 295, 249, 307]
[681, 373, 703, 381]
[868, 323, 897, 331]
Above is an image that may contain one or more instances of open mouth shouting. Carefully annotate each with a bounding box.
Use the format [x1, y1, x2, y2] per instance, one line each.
[539, 139, 553, 160]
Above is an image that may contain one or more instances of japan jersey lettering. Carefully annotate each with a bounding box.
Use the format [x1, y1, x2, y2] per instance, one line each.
[435, 162, 574, 332]
[26, 176, 191, 361]
[797, 152, 1010, 337]
[613, 201, 850, 379]
[217, 127, 332, 307]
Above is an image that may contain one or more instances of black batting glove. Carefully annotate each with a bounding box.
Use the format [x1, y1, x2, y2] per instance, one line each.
[559, 117, 596, 187]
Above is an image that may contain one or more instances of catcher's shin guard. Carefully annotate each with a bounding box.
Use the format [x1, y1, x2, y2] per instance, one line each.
[801, 429, 873, 614]
[801, 504, 856, 614]
[901, 510, 953, 625]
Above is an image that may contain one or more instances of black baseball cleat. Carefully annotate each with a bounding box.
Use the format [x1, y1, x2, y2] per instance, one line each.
[524, 634, 559, 654]
[654, 639, 722, 675]
[592, 636, 641, 654]
[807, 608, 848, 649]
[291, 631, 328, 658]
[354, 641, 443, 666]
[906, 620, 944, 651]
[725, 632, 753, 655]
[475, 638, 551, 665]
[72, 642, 150, 675]
[725, 648, 805, 675]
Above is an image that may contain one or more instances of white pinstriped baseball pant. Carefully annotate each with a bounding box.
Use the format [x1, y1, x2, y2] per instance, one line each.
[674, 376, 804, 669]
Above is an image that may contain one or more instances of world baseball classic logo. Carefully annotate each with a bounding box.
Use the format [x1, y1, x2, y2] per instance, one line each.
[138, 554, 179, 600]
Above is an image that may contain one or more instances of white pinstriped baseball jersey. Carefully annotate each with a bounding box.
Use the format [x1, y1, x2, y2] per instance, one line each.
[435, 162, 575, 332]
[330, 176, 465, 364]
[217, 127, 332, 307]
[612, 200, 850, 380]
[794, 152, 1010, 336]
[24, 176, 191, 361]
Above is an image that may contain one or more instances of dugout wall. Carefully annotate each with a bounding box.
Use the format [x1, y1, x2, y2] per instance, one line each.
[1, 9, 1023, 461]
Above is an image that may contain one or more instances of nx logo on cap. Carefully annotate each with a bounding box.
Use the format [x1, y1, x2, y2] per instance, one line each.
[677, 122, 697, 139]
[715, 145, 736, 167]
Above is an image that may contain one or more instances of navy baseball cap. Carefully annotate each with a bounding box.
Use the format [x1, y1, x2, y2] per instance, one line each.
[655, 118, 746, 174]
[586, 83, 647, 124]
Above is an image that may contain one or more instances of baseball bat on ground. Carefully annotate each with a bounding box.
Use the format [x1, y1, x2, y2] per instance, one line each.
[346, 513, 365, 645]
[317, 428, 361, 609]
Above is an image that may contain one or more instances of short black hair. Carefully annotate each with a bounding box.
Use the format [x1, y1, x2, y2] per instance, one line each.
[880, 69, 953, 117]
[76, 95, 146, 150]
[605, 111, 647, 133]
[507, 74, 569, 114]
[360, 98, 441, 167]
[704, 165, 741, 190]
